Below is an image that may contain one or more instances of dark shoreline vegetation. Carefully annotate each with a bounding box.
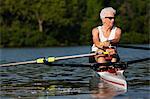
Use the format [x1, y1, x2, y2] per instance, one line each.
[0, 0, 149, 48]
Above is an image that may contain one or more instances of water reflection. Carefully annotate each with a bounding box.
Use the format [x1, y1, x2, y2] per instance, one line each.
[89, 74, 126, 99]
[0, 64, 126, 98]
[91, 83, 126, 99]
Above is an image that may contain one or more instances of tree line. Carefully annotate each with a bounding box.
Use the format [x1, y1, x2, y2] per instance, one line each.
[0, 0, 149, 47]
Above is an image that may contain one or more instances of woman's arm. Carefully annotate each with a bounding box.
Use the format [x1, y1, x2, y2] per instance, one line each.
[92, 28, 110, 48]
[109, 28, 122, 45]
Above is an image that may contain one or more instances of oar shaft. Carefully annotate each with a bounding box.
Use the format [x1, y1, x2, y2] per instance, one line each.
[55, 53, 96, 60]
[0, 60, 36, 67]
[0, 52, 108, 67]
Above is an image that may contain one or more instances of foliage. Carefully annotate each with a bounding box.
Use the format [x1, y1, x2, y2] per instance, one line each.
[0, 0, 149, 47]
[120, 32, 149, 44]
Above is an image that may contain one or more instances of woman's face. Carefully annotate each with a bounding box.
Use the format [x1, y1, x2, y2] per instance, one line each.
[102, 11, 115, 27]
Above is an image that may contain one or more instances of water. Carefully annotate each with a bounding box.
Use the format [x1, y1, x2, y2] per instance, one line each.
[0, 46, 149, 99]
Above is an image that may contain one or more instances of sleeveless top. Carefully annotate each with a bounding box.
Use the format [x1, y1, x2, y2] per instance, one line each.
[91, 26, 117, 51]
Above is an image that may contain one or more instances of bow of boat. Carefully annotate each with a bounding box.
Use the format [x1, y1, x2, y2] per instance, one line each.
[97, 70, 127, 90]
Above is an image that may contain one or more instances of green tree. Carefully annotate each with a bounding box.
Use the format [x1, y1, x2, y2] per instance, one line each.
[0, 0, 149, 47]
[80, 0, 103, 45]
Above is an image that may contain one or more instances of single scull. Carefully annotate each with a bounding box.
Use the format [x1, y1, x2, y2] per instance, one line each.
[95, 62, 127, 90]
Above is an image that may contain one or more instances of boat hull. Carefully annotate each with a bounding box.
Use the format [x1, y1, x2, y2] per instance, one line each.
[97, 70, 127, 90]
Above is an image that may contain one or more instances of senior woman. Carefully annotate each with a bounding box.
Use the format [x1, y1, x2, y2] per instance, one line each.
[91, 7, 121, 67]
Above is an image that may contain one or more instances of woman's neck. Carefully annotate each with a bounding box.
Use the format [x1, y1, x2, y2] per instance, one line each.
[102, 25, 112, 33]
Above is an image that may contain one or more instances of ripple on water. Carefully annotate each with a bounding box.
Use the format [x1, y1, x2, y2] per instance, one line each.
[0, 46, 149, 98]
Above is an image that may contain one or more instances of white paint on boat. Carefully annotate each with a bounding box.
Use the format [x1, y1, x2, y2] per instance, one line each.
[97, 70, 127, 90]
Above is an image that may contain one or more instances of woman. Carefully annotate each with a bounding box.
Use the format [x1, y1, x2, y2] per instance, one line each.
[91, 7, 121, 65]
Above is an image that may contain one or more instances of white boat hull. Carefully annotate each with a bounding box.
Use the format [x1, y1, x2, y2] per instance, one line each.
[97, 70, 127, 90]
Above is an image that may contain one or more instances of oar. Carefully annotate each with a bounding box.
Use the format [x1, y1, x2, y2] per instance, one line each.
[0, 52, 109, 67]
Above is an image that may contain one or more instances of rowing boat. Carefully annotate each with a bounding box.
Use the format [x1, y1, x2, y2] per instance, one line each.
[97, 70, 127, 90]
[95, 63, 127, 90]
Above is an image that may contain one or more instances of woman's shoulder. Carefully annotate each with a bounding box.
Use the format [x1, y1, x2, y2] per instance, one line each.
[114, 26, 122, 35]
[114, 26, 121, 30]
[92, 27, 99, 34]
[92, 26, 102, 32]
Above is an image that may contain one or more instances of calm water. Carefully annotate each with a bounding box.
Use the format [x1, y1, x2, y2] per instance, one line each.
[0, 46, 149, 99]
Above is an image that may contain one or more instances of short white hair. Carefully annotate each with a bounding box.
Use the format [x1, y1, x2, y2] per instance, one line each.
[100, 7, 116, 19]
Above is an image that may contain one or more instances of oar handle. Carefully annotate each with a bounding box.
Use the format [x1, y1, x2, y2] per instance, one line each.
[96, 52, 109, 55]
